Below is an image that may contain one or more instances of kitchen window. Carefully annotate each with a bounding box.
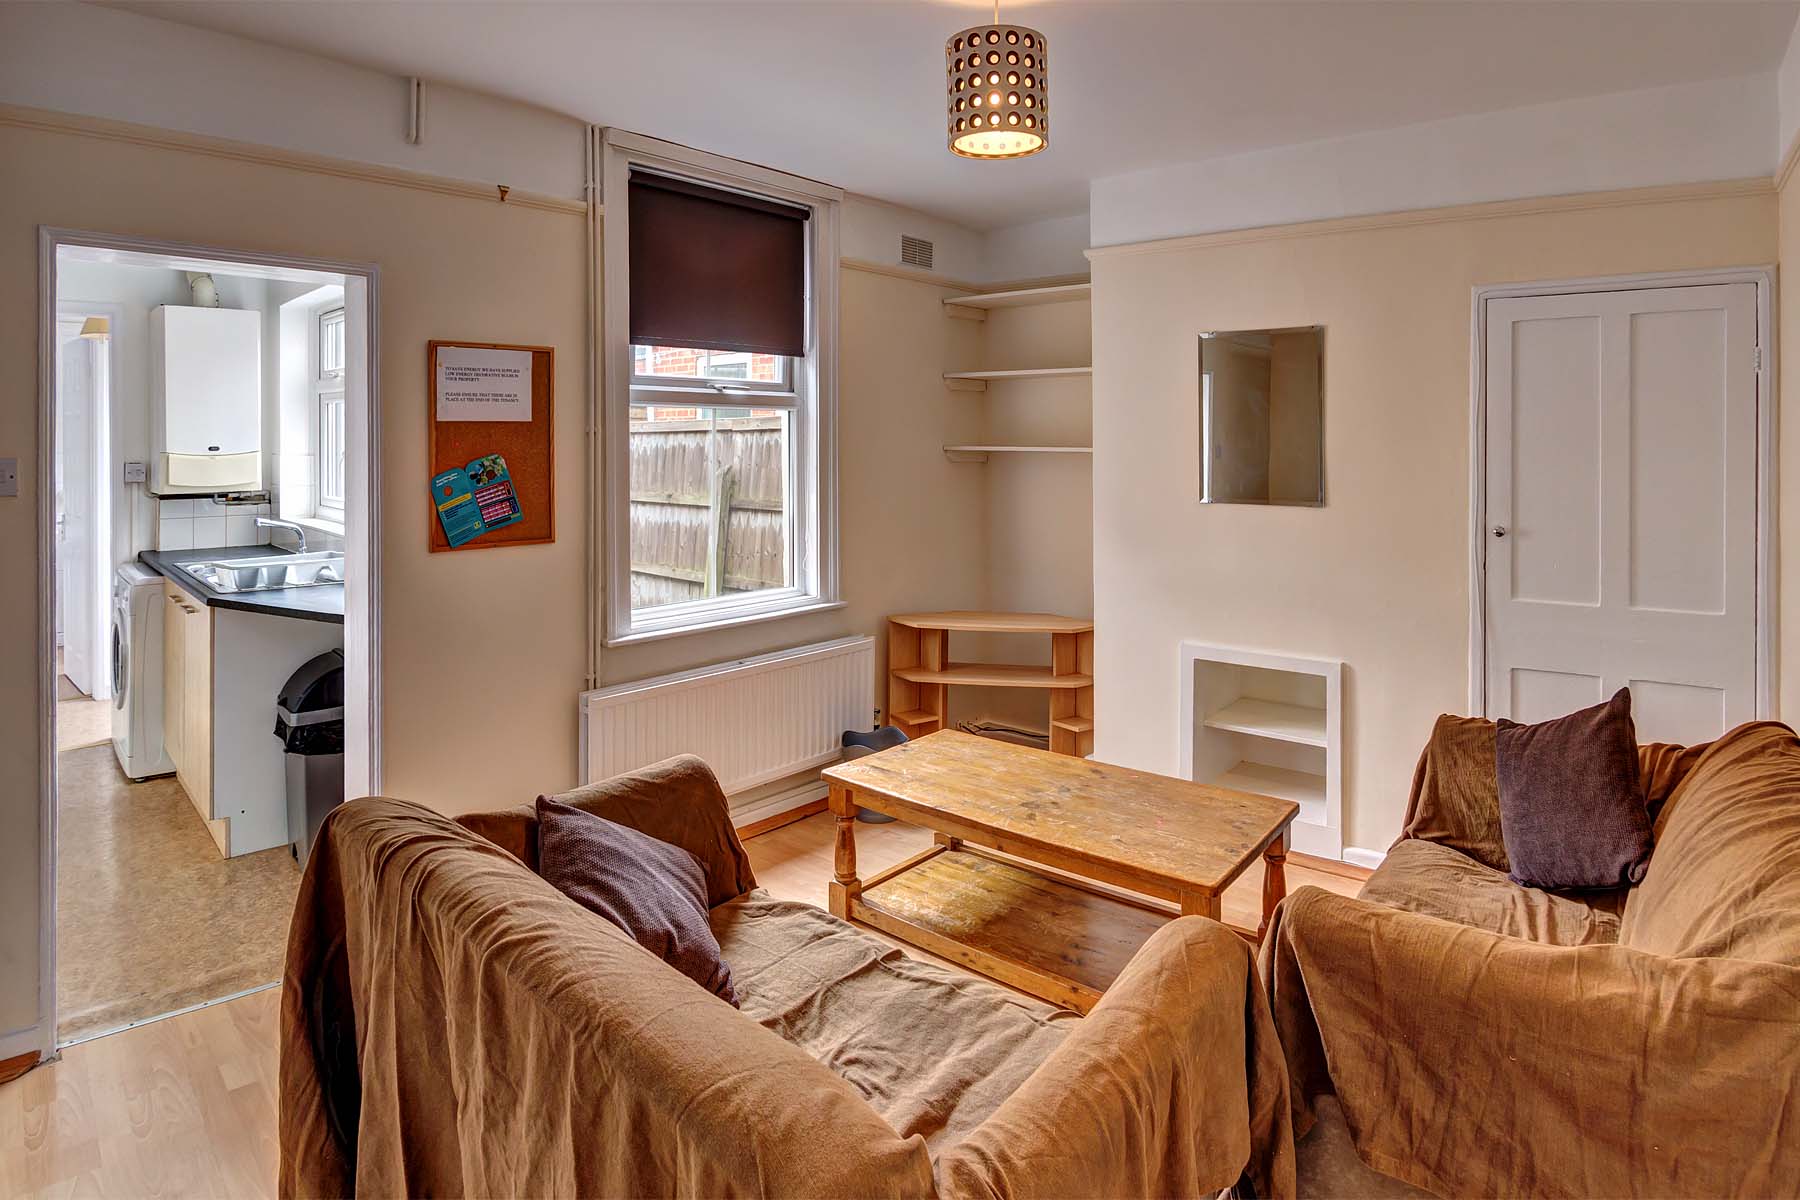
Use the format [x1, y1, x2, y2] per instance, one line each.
[315, 306, 346, 522]
[602, 131, 840, 644]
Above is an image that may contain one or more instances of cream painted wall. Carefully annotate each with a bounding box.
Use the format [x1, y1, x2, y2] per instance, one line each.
[1, 115, 1002, 1047]
[1090, 184, 1777, 852]
[1090, 74, 1776, 247]
[959, 296, 1094, 731]
[0, 1, 588, 202]
[0, 117, 590, 1043]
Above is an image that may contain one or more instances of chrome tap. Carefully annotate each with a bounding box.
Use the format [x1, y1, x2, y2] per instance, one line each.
[255, 517, 307, 553]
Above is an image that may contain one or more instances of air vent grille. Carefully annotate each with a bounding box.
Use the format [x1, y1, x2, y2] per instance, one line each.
[900, 235, 934, 270]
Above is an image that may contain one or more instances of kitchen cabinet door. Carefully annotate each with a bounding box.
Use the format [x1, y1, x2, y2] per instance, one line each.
[162, 582, 186, 772]
[184, 601, 215, 823]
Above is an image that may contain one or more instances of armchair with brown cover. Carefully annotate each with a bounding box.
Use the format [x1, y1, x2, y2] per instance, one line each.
[1261, 717, 1800, 1198]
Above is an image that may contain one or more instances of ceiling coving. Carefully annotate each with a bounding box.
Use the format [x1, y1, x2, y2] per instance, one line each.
[946, 15, 1048, 160]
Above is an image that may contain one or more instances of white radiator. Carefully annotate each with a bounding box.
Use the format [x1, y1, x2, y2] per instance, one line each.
[578, 636, 876, 812]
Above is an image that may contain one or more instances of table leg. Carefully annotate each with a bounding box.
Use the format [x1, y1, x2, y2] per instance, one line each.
[1180, 890, 1223, 921]
[1258, 830, 1289, 942]
[828, 782, 859, 919]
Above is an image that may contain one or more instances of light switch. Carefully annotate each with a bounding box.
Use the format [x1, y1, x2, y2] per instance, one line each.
[123, 461, 147, 484]
[0, 458, 17, 498]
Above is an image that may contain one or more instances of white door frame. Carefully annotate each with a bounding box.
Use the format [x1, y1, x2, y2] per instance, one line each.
[33, 227, 384, 1061]
[1467, 266, 1776, 719]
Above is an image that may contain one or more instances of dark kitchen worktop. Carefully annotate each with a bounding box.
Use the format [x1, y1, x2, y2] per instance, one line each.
[139, 545, 345, 625]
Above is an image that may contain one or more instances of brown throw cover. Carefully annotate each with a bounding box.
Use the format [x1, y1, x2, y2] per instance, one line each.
[1262, 719, 1800, 1198]
[1494, 687, 1654, 889]
[280, 755, 1296, 1198]
[535, 795, 738, 1004]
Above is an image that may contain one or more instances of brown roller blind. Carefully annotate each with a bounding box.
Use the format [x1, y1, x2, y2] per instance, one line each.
[628, 171, 809, 358]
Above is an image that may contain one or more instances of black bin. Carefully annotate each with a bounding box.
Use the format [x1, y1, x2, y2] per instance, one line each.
[275, 649, 346, 865]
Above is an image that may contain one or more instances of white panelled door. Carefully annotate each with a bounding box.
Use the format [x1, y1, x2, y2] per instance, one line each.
[57, 322, 99, 699]
[1483, 283, 1759, 743]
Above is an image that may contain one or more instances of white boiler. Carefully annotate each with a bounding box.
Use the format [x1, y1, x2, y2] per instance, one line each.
[150, 304, 262, 494]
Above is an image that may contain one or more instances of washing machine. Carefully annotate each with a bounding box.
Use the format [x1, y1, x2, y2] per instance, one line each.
[112, 563, 176, 781]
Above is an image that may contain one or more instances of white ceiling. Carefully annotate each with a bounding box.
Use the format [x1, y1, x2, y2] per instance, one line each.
[118, 1, 1799, 230]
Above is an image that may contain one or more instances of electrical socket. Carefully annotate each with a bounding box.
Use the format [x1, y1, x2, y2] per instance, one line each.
[0, 458, 17, 498]
[123, 461, 147, 484]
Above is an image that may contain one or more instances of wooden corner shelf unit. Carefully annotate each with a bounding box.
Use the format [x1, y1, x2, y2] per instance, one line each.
[886, 611, 1095, 756]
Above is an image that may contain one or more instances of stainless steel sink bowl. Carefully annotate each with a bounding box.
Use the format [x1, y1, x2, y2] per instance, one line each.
[181, 552, 345, 593]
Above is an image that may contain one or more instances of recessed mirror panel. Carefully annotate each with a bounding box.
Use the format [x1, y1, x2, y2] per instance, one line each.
[1199, 326, 1324, 505]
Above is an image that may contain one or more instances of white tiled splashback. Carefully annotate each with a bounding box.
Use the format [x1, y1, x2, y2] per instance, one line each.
[157, 497, 273, 551]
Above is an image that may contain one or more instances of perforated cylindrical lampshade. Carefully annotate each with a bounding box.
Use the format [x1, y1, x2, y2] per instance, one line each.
[946, 23, 1048, 159]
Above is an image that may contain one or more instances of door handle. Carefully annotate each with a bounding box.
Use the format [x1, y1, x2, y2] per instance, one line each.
[1492, 526, 1508, 538]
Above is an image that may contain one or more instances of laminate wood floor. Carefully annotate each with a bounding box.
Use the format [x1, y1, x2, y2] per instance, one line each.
[3, 808, 1366, 1199]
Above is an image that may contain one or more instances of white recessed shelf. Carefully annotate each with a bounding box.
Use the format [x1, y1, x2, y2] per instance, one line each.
[944, 283, 1093, 320]
[1182, 643, 1344, 859]
[943, 445, 1094, 463]
[1202, 697, 1327, 747]
[1215, 761, 1326, 810]
[943, 366, 1092, 392]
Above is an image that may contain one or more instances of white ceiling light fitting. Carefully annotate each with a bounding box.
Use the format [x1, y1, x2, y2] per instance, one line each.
[946, 2, 1048, 160]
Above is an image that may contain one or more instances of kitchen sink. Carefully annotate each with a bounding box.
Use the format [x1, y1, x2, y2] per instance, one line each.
[181, 551, 345, 593]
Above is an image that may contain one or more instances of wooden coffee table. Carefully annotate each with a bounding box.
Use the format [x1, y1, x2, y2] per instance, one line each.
[822, 730, 1299, 1014]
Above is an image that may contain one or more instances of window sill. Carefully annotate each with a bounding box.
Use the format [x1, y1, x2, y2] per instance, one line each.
[605, 597, 846, 647]
[285, 514, 346, 538]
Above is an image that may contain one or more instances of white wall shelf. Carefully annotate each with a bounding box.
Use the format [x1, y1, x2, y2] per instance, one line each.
[1202, 697, 1327, 747]
[1180, 642, 1344, 858]
[943, 445, 1094, 463]
[1214, 761, 1326, 809]
[943, 366, 1092, 392]
[944, 283, 1093, 320]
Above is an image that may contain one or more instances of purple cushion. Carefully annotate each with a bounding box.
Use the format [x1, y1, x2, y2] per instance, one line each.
[1496, 687, 1653, 890]
[535, 796, 738, 1005]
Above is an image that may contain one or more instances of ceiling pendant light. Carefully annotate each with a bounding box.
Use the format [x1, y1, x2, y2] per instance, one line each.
[946, 1, 1048, 160]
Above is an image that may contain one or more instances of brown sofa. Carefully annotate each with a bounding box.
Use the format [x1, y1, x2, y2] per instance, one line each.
[1261, 718, 1800, 1198]
[280, 755, 1296, 1198]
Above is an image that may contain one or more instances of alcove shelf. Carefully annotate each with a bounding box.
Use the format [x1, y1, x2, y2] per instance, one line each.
[943, 445, 1094, 463]
[1201, 697, 1327, 747]
[943, 282, 1093, 319]
[1180, 642, 1344, 858]
[944, 366, 1092, 392]
[1212, 762, 1325, 809]
[887, 611, 1095, 756]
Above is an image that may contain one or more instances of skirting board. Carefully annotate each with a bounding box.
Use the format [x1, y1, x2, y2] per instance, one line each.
[732, 779, 828, 833]
[1342, 846, 1388, 871]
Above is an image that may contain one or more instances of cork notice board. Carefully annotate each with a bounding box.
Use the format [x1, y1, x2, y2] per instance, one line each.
[427, 340, 554, 552]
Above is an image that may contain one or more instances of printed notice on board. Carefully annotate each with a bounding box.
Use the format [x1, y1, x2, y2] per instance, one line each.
[436, 346, 533, 422]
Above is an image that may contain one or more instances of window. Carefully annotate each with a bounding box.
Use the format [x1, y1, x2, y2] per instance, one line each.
[631, 345, 791, 392]
[602, 131, 840, 643]
[315, 306, 346, 521]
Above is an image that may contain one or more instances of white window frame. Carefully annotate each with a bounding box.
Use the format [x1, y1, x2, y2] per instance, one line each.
[629, 344, 795, 396]
[600, 129, 841, 645]
[313, 304, 347, 523]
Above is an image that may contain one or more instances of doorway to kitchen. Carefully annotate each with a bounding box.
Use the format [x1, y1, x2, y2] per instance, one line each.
[38, 229, 381, 1050]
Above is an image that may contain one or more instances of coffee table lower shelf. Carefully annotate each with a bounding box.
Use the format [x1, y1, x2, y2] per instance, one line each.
[847, 843, 1175, 1014]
